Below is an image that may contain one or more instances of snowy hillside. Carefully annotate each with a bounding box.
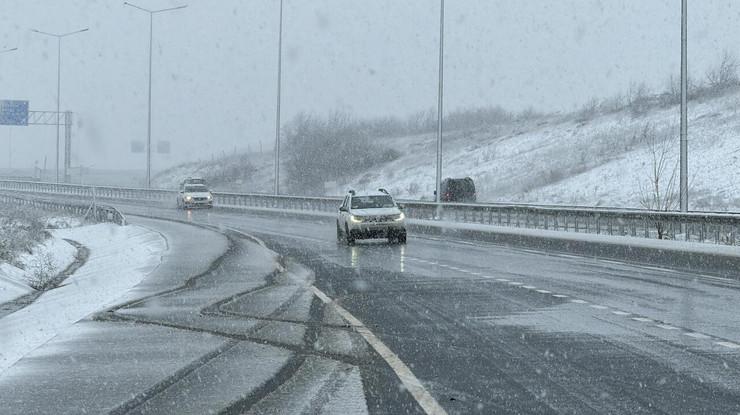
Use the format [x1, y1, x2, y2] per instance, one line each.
[153, 90, 740, 211]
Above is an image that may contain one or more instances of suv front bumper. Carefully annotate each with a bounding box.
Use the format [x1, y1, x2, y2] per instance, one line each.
[348, 223, 406, 239]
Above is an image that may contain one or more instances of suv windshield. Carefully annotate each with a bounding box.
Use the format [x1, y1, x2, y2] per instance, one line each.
[351, 195, 395, 209]
[184, 185, 208, 193]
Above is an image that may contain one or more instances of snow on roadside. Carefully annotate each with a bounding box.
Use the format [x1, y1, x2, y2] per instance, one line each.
[0, 233, 77, 304]
[0, 223, 167, 374]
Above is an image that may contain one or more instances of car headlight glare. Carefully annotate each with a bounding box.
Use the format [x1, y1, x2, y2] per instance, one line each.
[350, 215, 363, 223]
[185, 195, 193, 201]
[394, 212, 405, 221]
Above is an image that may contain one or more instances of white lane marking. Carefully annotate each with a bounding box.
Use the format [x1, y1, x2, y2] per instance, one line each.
[508, 282, 523, 286]
[496, 278, 510, 282]
[535, 289, 551, 294]
[716, 341, 740, 349]
[684, 332, 711, 339]
[611, 311, 631, 316]
[641, 265, 669, 272]
[552, 294, 569, 298]
[311, 286, 448, 415]
[470, 272, 482, 276]
[522, 285, 536, 289]
[631, 317, 653, 323]
[570, 299, 588, 304]
[589, 305, 609, 310]
[656, 324, 680, 330]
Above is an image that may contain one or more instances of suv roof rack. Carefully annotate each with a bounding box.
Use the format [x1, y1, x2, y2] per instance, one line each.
[348, 189, 356, 195]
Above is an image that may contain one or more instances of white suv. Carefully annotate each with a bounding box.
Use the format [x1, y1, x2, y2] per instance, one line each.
[176, 182, 214, 209]
[337, 189, 407, 245]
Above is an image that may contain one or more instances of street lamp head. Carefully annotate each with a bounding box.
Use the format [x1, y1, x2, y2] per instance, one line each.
[31, 28, 89, 38]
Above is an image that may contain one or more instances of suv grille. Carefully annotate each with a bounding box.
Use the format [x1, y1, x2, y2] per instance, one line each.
[365, 215, 394, 222]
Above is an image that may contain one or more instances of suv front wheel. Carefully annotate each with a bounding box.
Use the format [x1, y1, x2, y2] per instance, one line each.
[344, 224, 355, 246]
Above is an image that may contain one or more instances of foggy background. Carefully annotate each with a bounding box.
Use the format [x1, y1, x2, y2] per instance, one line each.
[0, 0, 737, 172]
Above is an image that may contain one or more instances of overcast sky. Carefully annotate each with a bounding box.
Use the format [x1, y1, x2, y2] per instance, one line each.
[1, 0, 739, 170]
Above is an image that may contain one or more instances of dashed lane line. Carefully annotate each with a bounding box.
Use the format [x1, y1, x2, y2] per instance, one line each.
[656, 324, 680, 330]
[684, 332, 711, 339]
[716, 341, 740, 349]
[311, 286, 448, 415]
[410, 258, 738, 354]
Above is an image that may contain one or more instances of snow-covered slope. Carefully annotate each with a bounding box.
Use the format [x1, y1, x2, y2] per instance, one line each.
[332, 92, 740, 211]
[153, 90, 740, 211]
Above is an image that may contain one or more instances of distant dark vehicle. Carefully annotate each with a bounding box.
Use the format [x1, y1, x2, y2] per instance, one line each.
[439, 177, 477, 202]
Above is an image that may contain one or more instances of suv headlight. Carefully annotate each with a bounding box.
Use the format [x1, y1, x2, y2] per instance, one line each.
[185, 195, 193, 201]
[393, 212, 405, 221]
[207, 193, 213, 201]
[350, 215, 363, 223]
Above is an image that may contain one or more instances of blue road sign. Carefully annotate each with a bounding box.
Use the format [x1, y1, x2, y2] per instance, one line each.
[0, 100, 29, 126]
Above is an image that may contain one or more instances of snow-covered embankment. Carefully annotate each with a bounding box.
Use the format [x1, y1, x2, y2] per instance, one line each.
[0, 223, 167, 373]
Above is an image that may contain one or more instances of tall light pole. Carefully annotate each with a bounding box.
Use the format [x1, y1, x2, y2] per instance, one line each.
[31, 28, 88, 183]
[124, 2, 187, 189]
[274, 0, 284, 195]
[679, 0, 688, 212]
[435, 0, 445, 203]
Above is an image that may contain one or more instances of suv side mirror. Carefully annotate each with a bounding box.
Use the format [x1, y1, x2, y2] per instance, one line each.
[339, 206, 347, 212]
[397, 204, 405, 210]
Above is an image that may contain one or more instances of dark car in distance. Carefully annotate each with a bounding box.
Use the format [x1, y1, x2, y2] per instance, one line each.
[439, 177, 477, 202]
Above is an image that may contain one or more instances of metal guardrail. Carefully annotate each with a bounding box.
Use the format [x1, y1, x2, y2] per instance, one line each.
[0, 179, 737, 245]
[0, 190, 126, 226]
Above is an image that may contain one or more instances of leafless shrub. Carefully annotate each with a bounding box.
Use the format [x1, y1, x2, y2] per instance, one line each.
[284, 111, 401, 195]
[637, 123, 679, 239]
[706, 50, 740, 91]
[576, 97, 600, 122]
[627, 82, 652, 118]
[0, 204, 51, 265]
[601, 94, 625, 114]
[27, 251, 58, 291]
[406, 182, 420, 195]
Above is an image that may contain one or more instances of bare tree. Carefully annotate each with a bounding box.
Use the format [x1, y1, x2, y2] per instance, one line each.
[706, 50, 740, 91]
[637, 123, 679, 239]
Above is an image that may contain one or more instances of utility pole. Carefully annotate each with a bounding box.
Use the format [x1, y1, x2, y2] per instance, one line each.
[679, 0, 688, 212]
[124, 2, 187, 188]
[31, 29, 88, 183]
[435, 0, 445, 204]
[274, 0, 284, 195]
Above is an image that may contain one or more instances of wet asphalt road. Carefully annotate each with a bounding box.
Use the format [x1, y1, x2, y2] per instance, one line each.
[104, 202, 740, 414]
